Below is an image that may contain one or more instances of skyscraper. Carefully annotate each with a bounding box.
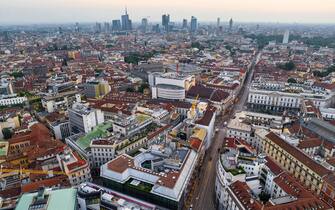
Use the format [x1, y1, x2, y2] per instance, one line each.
[162, 14, 170, 31]
[182, 19, 188, 29]
[190, 16, 197, 32]
[141, 18, 148, 33]
[121, 8, 132, 31]
[112, 20, 121, 31]
[217, 17, 220, 28]
[104, 22, 110, 33]
[283, 30, 290, 44]
[229, 18, 233, 31]
[95, 22, 102, 33]
[75, 22, 80, 33]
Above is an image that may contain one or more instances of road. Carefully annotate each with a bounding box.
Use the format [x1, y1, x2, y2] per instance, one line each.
[190, 52, 260, 210]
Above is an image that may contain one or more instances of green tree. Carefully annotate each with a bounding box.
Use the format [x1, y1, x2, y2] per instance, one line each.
[287, 78, 297, 83]
[2, 128, 12, 139]
[126, 87, 135, 92]
[278, 61, 295, 71]
[138, 83, 150, 93]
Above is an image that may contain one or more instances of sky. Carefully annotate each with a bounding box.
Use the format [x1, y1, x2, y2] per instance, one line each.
[1, 0, 335, 24]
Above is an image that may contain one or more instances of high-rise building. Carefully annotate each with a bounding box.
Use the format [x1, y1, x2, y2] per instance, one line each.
[283, 30, 290, 44]
[112, 19, 121, 31]
[229, 18, 233, 31]
[121, 8, 132, 31]
[141, 18, 148, 32]
[95, 22, 102, 33]
[162, 14, 170, 31]
[75, 22, 80, 33]
[104, 22, 110, 33]
[190, 16, 197, 32]
[217, 17, 220, 28]
[182, 19, 188, 29]
[152, 24, 160, 33]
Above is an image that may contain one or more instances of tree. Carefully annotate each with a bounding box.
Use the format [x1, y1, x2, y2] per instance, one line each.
[126, 87, 135, 92]
[278, 61, 295, 71]
[287, 78, 297, 83]
[2, 128, 12, 139]
[138, 83, 150, 93]
[259, 191, 271, 203]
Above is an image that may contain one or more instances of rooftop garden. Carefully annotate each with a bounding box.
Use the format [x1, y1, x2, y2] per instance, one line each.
[77, 122, 113, 149]
[125, 178, 153, 193]
[136, 113, 151, 124]
[225, 166, 246, 176]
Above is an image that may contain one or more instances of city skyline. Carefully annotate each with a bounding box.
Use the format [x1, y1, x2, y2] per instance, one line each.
[1, 0, 335, 24]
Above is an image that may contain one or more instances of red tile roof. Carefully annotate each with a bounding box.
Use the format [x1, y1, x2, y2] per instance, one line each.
[266, 132, 330, 177]
[21, 175, 70, 193]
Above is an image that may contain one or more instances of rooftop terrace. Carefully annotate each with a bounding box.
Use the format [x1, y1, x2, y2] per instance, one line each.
[77, 122, 113, 150]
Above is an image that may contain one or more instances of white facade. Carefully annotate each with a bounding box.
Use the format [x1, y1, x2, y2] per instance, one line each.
[152, 85, 186, 100]
[69, 103, 104, 134]
[320, 107, 335, 120]
[91, 144, 115, 168]
[215, 157, 246, 210]
[0, 95, 27, 106]
[226, 119, 255, 147]
[248, 88, 334, 111]
[50, 121, 71, 140]
[149, 72, 195, 100]
[42, 91, 81, 113]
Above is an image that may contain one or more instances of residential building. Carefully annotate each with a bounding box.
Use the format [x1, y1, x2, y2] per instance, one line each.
[41, 90, 81, 113]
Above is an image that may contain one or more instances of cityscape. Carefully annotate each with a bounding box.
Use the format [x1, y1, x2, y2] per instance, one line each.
[0, 1, 335, 210]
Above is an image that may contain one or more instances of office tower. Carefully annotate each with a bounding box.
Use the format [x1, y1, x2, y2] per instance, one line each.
[58, 26, 63, 34]
[190, 16, 197, 32]
[112, 19, 121, 31]
[217, 17, 220, 28]
[121, 8, 132, 31]
[162, 14, 170, 31]
[283, 30, 290, 44]
[229, 18, 233, 31]
[75, 22, 80, 33]
[141, 18, 148, 32]
[182, 19, 188, 29]
[69, 103, 104, 134]
[95, 22, 102, 33]
[152, 24, 160, 33]
[104, 22, 110, 33]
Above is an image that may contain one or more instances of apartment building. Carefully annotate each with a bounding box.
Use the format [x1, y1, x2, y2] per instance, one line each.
[262, 132, 333, 194]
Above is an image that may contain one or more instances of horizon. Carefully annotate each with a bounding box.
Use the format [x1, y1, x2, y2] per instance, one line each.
[1, 0, 335, 25]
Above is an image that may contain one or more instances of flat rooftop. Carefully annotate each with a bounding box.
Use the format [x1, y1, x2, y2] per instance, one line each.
[77, 122, 113, 150]
[16, 188, 77, 210]
[0, 141, 9, 156]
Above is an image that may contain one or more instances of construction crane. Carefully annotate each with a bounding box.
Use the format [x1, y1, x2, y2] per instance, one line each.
[192, 94, 199, 113]
[0, 168, 66, 176]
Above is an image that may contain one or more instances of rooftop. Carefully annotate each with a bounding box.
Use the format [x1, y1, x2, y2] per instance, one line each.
[77, 122, 112, 150]
[16, 188, 77, 210]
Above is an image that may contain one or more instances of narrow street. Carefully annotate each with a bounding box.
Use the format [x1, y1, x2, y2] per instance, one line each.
[190, 52, 260, 210]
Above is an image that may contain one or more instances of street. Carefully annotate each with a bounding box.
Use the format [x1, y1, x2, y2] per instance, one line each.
[190, 52, 260, 210]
